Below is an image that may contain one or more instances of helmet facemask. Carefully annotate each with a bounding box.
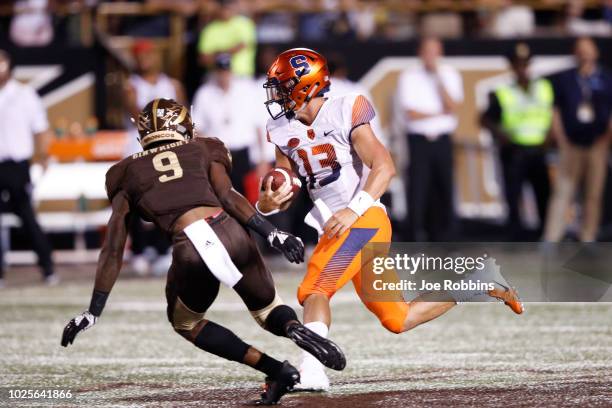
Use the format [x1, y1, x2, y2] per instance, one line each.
[264, 76, 298, 120]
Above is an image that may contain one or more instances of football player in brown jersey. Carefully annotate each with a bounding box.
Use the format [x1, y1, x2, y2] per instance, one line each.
[60, 98, 345, 405]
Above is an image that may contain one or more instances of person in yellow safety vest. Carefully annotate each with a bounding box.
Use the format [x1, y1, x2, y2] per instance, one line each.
[481, 42, 555, 241]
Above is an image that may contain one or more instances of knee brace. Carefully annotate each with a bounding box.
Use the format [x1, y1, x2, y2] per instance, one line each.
[264, 304, 299, 337]
[171, 297, 206, 333]
[250, 291, 284, 327]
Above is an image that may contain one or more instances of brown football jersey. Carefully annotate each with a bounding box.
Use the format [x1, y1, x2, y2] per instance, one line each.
[105, 137, 232, 233]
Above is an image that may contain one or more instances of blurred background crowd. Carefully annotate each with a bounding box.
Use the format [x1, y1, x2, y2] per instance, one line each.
[2, 0, 612, 45]
[0, 0, 611, 284]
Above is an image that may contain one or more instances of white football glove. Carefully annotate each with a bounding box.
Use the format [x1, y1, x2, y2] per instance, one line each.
[61, 311, 98, 347]
[267, 230, 304, 264]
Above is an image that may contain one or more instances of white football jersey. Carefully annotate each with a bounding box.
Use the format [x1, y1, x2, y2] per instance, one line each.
[266, 93, 384, 230]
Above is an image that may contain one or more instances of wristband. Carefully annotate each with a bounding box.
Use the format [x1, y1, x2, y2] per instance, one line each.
[89, 289, 109, 317]
[255, 201, 280, 216]
[347, 191, 375, 217]
[247, 213, 277, 238]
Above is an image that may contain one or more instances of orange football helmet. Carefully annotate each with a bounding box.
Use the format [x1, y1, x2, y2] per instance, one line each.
[264, 48, 330, 120]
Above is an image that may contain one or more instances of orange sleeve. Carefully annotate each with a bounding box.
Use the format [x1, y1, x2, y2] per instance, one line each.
[351, 95, 376, 130]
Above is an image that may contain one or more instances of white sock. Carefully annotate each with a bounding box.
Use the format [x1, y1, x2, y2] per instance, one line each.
[305, 321, 328, 337]
[300, 321, 328, 370]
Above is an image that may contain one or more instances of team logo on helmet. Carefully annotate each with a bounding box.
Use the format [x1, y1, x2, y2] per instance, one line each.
[155, 105, 186, 129]
[289, 55, 311, 77]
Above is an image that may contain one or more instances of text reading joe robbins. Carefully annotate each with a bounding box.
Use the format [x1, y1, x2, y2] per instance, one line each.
[370, 253, 495, 291]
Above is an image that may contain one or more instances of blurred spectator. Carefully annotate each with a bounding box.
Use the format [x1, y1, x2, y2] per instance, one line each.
[198, 0, 256, 77]
[487, 0, 535, 38]
[253, 46, 278, 165]
[343, 0, 377, 41]
[124, 39, 186, 156]
[421, 12, 463, 39]
[605, 0, 612, 25]
[0, 50, 55, 287]
[563, 0, 612, 37]
[396, 37, 463, 241]
[192, 54, 264, 194]
[300, 0, 374, 42]
[121, 0, 197, 38]
[300, 11, 339, 42]
[380, 10, 416, 41]
[544, 37, 612, 242]
[123, 39, 184, 276]
[10, 0, 53, 46]
[256, 11, 296, 43]
[481, 43, 553, 240]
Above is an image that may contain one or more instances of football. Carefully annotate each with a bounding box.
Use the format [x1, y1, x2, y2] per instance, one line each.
[261, 167, 302, 195]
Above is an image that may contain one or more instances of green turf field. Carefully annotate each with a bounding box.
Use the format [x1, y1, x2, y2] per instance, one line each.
[0, 266, 611, 407]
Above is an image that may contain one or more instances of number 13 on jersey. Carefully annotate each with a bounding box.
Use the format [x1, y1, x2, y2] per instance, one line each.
[296, 143, 341, 189]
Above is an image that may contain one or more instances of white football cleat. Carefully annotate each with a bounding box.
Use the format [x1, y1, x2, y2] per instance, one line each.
[293, 365, 330, 392]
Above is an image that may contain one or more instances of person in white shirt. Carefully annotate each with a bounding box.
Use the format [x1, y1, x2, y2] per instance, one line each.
[10, 0, 53, 47]
[0, 50, 55, 287]
[124, 39, 186, 157]
[488, 1, 535, 38]
[123, 39, 186, 276]
[396, 37, 463, 241]
[192, 53, 265, 194]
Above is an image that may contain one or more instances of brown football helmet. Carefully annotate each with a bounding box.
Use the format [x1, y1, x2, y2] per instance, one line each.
[137, 98, 194, 149]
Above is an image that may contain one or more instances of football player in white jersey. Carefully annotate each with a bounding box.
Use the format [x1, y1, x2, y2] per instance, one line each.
[256, 48, 523, 390]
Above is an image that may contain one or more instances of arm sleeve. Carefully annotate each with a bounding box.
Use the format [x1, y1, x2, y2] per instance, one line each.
[27, 88, 49, 134]
[350, 95, 376, 133]
[483, 92, 502, 123]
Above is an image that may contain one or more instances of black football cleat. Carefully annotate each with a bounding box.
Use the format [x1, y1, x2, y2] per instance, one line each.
[253, 361, 300, 405]
[286, 322, 346, 371]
